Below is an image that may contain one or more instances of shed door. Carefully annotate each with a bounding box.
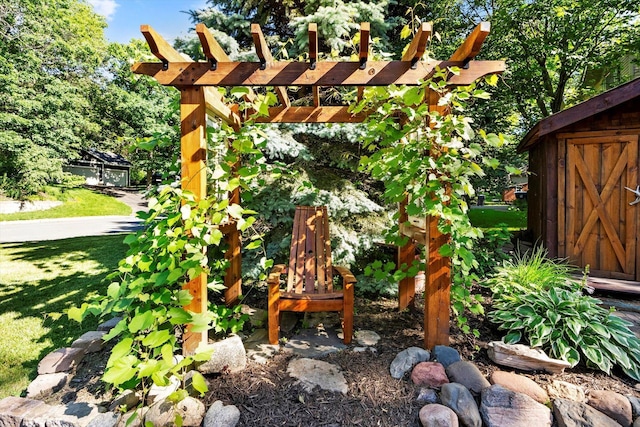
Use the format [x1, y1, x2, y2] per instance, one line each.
[561, 135, 639, 281]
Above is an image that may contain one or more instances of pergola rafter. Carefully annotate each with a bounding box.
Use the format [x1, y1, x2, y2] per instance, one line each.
[133, 20, 504, 354]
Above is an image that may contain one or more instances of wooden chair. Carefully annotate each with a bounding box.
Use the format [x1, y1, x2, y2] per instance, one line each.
[267, 206, 356, 345]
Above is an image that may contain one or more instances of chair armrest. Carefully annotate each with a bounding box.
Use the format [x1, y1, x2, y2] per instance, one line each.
[333, 266, 357, 284]
[268, 264, 287, 285]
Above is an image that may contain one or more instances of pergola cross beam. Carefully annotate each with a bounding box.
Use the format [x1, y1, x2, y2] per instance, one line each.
[134, 21, 503, 353]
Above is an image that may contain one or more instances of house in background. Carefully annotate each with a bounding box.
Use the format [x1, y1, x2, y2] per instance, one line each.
[64, 148, 131, 187]
[518, 77, 639, 283]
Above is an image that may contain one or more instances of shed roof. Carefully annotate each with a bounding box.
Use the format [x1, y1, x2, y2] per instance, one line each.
[518, 77, 640, 153]
[83, 148, 131, 167]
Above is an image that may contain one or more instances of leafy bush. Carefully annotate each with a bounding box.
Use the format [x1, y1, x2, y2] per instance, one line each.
[486, 247, 640, 381]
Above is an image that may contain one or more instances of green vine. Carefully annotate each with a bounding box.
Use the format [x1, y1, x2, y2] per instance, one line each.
[68, 91, 279, 401]
[355, 69, 510, 333]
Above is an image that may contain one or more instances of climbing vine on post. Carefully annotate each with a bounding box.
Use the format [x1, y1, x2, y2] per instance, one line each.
[356, 69, 510, 335]
[67, 92, 279, 402]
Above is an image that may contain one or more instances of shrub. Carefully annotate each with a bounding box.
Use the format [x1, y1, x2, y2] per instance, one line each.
[486, 247, 640, 381]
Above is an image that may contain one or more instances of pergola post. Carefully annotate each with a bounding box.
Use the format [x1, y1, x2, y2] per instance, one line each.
[180, 86, 209, 354]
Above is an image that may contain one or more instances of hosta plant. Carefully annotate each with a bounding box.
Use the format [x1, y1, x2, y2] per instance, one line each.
[486, 248, 640, 381]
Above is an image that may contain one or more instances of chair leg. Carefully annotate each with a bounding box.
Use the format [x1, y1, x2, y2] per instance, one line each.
[342, 282, 354, 344]
[268, 282, 280, 345]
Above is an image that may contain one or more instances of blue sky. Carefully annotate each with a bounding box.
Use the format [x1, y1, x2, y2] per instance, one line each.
[88, 0, 209, 44]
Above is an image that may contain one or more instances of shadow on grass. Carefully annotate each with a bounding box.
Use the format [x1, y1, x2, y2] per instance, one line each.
[0, 234, 128, 396]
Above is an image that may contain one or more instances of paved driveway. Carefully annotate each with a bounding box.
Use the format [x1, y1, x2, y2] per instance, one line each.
[0, 189, 147, 243]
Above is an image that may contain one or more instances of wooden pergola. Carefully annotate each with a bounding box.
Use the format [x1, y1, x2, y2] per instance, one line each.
[133, 21, 505, 354]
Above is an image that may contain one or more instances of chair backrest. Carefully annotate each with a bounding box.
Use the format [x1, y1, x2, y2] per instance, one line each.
[287, 206, 334, 294]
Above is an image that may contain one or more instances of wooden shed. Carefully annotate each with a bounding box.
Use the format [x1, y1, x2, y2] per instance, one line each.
[518, 77, 640, 283]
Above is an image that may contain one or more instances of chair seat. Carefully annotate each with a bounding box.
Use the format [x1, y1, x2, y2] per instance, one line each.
[280, 291, 344, 300]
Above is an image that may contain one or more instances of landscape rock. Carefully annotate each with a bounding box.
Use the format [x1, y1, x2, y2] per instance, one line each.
[147, 376, 181, 405]
[284, 326, 346, 358]
[243, 329, 279, 364]
[287, 358, 348, 394]
[432, 345, 461, 368]
[480, 384, 552, 427]
[356, 330, 381, 346]
[490, 371, 549, 404]
[411, 362, 449, 388]
[37, 347, 86, 374]
[440, 382, 482, 427]
[87, 412, 120, 427]
[197, 335, 247, 374]
[25, 372, 68, 398]
[445, 361, 490, 396]
[145, 397, 205, 427]
[109, 390, 141, 412]
[635, 418, 640, 427]
[203, 400, 241, 427]
[627, 395, 640, 418]
[587, 389, 632, 427]
[390, 347, 431, 379]
[71, 330, 106, 354]
[417, 388, 439, 404]
[419, 403, 459, 427]
[303, 311, 341, 328]
[546, 380, 586, 403]
[280, 312, 299, 333]
[240, 304, 267, 328]
[0, 396, 102, 427]
[487, 341, 571, 374]
[118, 407, 148, 427]
[98, 317, 122, 331]
[553, 397, 621, 427]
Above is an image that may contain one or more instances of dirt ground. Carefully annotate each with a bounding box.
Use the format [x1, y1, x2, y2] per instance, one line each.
[44, 285, 640, 427]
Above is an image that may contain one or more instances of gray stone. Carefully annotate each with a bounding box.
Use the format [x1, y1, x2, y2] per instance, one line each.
[145, 397, 205, 427]
[554, 397, 621, 427]
[356, 330, 381, 346]
[287, 358, 348, 394]
[0, 396, 47, 426]
[432, 345, 461, 368]
[303, 312, 340, 329]
[390, 347, 431, 379]
[487, 341, 571, 374]
[203, 400, 240, 427]
[281, 312, 299, 333]
[26, 373, 68, 398]
[445, 361, 490, 396]
[117, 408, 148, 427]
[240, 304, 267, 328]
[627, 395, 640, 418]
[587, 389, 632, 427]
[417, 388, 439, 405]
[411, 362, 449, 388]
[147, 376, 181, 405]
[37, 347, 85, 374]
[419, 404, 459, 427]
[86, 412, 119, 427]
[0, 396, 99, 427]
[284, 326, 346, 358]
[197, 335, 247, 374]
[441, 383, 482, 427]
[97, 317, 122, 331]
[481, 384, 552, 427]
[243, 329, 279, 364]
[490, 371, 549, 404]
[635, 418, 640, 427]
[109, 390, 141, 412]
[546, 380, 586, 403]
[71, 331, 106, 354]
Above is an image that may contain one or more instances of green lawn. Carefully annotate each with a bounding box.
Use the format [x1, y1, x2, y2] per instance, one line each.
[0, 234, 128, 398]
[0, 187, 131, 221]
[468, 206, 527, 230]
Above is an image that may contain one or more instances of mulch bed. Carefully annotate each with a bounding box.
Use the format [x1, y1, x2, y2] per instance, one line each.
[45, 285, 640, 427]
